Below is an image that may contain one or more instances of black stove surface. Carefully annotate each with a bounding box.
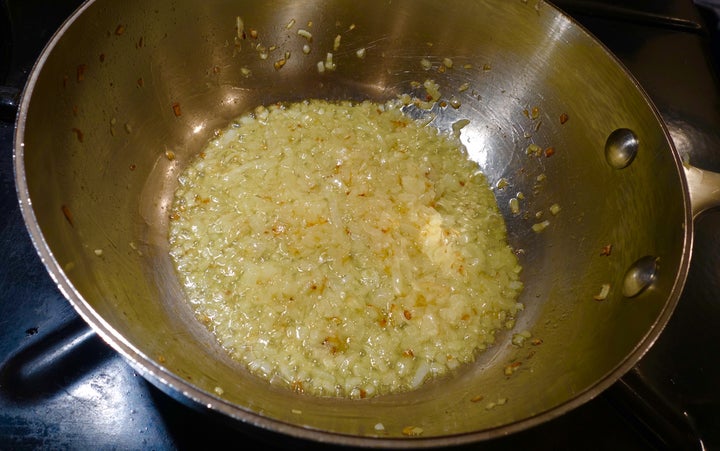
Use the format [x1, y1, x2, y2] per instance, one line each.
[1, 1, 719, 449]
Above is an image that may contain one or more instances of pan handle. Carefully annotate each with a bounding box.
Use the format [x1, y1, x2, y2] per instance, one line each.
[684, 164, 720, 218]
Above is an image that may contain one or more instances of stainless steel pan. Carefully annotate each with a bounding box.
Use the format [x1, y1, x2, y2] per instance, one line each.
[13, 0, 720, 447]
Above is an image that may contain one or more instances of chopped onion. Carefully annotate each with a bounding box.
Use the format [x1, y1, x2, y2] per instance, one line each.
[169, 100, 523, 399]
[526, 143, 542, 157]
[509, 197, 520, 215]
[324, 52, 336, 70]
[451, 119, 470, 137]
[531, 220, 550, 233]
[594, 284, 611, 301]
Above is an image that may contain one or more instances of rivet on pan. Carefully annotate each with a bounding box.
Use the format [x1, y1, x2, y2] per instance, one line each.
[622, 256, 659, 298]
[605, 128, 639, 169]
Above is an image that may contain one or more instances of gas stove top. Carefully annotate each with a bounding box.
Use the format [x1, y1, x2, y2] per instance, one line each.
[1, 1, 719, 449]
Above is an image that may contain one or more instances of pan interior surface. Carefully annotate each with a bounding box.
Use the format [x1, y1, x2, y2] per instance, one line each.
[15, 0, 690, 445]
